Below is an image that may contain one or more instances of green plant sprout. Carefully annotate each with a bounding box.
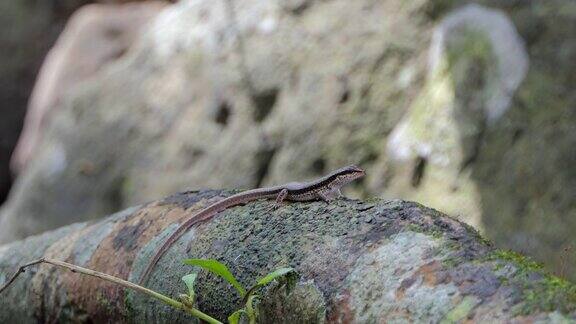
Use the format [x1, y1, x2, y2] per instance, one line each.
[183, 258, 299, 324]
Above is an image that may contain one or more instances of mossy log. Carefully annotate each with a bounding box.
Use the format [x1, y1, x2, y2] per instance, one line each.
[0, 190, 574, 323]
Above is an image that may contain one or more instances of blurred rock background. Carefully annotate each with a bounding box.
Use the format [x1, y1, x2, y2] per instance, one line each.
[0, 0, 574, 279]
[0, 0, 91, 203]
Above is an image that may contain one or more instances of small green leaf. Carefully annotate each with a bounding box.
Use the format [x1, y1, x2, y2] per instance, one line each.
[183, 259, 246, 297]
[228, 309, 245, 324]
[256, 268, 295, 286]
[182, 273, 197, 298]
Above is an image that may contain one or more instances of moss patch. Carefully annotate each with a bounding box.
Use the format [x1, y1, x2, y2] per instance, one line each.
[440, 295, 480, 323]
[487, 249, 576, 315]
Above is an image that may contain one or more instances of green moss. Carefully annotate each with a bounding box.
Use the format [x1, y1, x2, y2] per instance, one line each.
[447, 33, 492, 66]
[405, 223, 421, 232]
[405, 223, 444, 239]
[487, 249, 576, 315]
[477, 234, 493, 247]
[441, 255, 462, 269]
[440, 295, 480, 324]
[488, 249, 544, 273]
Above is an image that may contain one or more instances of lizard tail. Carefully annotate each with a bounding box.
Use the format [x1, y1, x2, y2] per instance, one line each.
[138, 208, 216, 285]
[137, 189, 274, 285]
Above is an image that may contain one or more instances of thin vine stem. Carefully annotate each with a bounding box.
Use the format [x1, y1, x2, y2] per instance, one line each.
[0, 258, 222, 324]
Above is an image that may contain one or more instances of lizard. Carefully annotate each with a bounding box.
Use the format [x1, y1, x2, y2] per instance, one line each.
[138, 164, 365, 285]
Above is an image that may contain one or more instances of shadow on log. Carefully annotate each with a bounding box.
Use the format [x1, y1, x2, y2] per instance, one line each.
[0, 190, 575, 322]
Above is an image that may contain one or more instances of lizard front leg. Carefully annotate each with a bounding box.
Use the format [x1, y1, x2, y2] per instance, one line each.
[317, 191, 331, 202]
[317, 188, 342, 202]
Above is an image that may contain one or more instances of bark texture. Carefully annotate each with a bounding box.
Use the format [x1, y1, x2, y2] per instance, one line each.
[0, 191, 574, 323]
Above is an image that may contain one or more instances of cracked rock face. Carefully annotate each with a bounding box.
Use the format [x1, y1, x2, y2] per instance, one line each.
[1, 0, 575, 280]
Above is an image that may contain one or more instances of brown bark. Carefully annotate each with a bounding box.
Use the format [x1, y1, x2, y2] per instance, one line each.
[0, 190, 574, 323]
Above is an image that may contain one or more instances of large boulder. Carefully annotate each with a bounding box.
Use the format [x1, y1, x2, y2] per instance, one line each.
[0, 0, 574, 280]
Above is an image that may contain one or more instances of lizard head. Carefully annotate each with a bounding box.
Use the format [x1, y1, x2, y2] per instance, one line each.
[333, 164, 365, 185]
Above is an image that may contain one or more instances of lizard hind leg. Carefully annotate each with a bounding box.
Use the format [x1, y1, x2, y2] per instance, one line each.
[275, 188, 288, 204]
[263, 189, 289, 213]
[271, 188, 289, 210]
[261, 189, 287, 214]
